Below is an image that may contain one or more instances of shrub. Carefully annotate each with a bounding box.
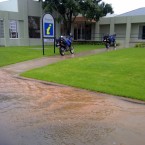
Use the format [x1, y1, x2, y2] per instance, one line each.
[135, 43, 145, 48]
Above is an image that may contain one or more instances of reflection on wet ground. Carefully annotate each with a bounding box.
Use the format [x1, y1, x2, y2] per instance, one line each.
[1, 53, 145, 145]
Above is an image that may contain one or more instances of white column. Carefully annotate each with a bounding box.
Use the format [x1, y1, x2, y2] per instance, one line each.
[95, 22, 100, 41]
[110, 18, 115, 35]
[125, 17, 131, 48]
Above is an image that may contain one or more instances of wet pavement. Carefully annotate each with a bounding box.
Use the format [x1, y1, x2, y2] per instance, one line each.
[1, 49, 145, 145]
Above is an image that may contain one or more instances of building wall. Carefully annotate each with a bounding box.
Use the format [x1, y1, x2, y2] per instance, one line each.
[114, 24, 126, 46]
[0, 0, 43, 46]
[100, 24, 110, 35]
[0, 0, 61, 46]
[130, 23, 139, 42]
[115, 24, 126, 39]
[96, 15, 145, 47]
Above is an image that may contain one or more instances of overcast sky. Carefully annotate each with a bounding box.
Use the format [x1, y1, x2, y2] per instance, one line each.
[104, 0, 145, 14]
[0, 0, 8, 2]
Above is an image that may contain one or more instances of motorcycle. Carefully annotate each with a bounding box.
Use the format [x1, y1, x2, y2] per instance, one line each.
[56, 34, 74, 56]
[103, 34, 116, 50]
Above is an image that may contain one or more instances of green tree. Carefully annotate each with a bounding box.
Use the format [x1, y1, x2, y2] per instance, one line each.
[40, 0, 113, 35]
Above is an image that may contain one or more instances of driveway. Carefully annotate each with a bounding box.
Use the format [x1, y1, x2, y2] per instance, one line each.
[0, 49, 145, 145]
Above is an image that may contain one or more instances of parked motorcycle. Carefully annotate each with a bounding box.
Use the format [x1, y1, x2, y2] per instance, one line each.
[56, 34, 74, 56]
[103, 34, 116, 50]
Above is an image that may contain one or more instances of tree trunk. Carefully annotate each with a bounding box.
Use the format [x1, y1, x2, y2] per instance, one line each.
[66, 10, 73, 35]
[62, 11, 73, 36]
[67, 20, 72, 35]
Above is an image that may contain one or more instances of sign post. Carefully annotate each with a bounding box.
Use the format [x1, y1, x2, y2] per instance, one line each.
[42, 13, 55, 55]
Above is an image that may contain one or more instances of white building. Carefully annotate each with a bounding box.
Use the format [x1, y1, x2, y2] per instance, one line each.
[0, 0, 44, 46]
[95, 7, 145, 47]
[70, 7, 145, 47]
[1, 1, 145, 47]
[0, 0, 61, 46]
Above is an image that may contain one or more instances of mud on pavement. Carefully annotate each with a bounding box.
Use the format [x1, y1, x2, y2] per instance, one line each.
[1, 53, 145, 145]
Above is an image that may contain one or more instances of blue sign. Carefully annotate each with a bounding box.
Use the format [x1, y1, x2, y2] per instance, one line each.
[43, 14, 54, 38]
[42, 13, 55, 55]
[44, 23, 53, 36]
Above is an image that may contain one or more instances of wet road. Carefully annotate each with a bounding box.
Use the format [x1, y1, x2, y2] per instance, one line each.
[1, 52, 145, 145]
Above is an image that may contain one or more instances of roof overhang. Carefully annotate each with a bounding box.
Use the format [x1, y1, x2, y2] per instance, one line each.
[74, 17, 96, 23]
[0, 0, 18, 12]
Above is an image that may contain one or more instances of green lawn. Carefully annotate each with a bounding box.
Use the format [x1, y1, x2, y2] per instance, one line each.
[0, 46, 47, 67]
[73, 44, 104, 53]
[0, 44, 103, 67]
[21, 48, 145, 101]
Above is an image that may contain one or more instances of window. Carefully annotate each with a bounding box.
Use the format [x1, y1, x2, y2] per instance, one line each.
[28, 16, 40, 38]
[139, 25, 145, 40]
[142, 26, 145, 39]
[9, 20, 18, 38]
[0, 19, 4, 38]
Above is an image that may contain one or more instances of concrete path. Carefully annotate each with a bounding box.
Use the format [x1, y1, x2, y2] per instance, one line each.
[1, 48, 106, 74]
[0, 48, 145, 145]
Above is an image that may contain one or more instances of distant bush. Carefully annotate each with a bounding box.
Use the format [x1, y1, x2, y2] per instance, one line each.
[116, 43, 120, 46]
[135, 43, 145, 48]
[73, 41, 104, 45]
[73, 41, 120, 46]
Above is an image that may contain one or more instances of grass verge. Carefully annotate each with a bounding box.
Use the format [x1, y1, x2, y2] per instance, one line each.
[21, 48, 145, 101]
[0, 44, 103, 67]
